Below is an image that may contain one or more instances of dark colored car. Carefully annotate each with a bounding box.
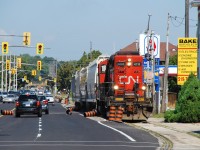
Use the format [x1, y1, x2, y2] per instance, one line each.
[37, 95, 49, 114]
[15, 94, 42, 117]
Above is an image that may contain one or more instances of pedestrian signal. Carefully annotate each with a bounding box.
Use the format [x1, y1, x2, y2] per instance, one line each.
[6, 60, 10, 70]
[23, 32, 31, 46]
[2, 42, 9, 54]
[36, 43, 44, 54]
[37, 61, 42, 70]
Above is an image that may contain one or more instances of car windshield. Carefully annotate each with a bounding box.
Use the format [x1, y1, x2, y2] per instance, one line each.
[7, 95, 14, 97]
[46, 95, 53, 98]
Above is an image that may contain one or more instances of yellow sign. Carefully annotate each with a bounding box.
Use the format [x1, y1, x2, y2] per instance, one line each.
[177, 37, 198, 85]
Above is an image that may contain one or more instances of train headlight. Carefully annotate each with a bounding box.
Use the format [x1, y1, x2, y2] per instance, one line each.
[142, 85, 146, 90]
[113, 85, 119, 90]
[128, 58, 131, 62]
[127, 62, 132, 66]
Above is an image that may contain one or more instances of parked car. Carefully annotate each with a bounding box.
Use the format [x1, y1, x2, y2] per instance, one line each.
[2, 94, 16, 103]
[46, 95, 55, 105]
[37, 95, 49, 114]
[15, 94, 42, 117]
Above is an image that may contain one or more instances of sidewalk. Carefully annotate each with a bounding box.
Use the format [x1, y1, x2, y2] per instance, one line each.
[133, 117, 200, 150]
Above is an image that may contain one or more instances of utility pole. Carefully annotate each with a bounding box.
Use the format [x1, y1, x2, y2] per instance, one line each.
[191, 1, 200, 79]
[162, 13, 170, 113]
[185, 0, 190, 37]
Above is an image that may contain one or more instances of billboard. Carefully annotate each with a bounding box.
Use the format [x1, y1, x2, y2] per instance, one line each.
[177, 38, 197, 85]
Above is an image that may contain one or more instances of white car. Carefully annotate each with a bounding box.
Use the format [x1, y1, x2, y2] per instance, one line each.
[2, 94, 16, 103]
[46, 95, 55, 105]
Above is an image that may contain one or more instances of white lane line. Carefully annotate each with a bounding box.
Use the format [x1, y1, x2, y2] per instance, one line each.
[98, 121, 136, 142]
[35, 117, 42, 141]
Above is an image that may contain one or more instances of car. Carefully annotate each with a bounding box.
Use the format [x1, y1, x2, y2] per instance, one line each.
[46, 95, 55, 105]
[37, 95, 49, 114]
[15, 94, 42, 117]
[2, 94, 16, 103]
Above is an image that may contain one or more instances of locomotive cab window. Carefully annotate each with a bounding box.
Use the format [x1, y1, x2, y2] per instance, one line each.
[116, 62, 125, 67]
[133, 62, 141, 66]
[100, 65, 106, 73]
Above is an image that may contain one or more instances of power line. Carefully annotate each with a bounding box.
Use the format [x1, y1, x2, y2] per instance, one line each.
[170, 15, 197, 28]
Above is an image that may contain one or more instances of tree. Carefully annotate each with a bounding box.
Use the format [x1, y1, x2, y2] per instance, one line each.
[165, 73, 200, 123]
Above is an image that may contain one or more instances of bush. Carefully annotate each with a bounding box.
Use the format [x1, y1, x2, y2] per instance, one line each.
[164, 73, 200, 123]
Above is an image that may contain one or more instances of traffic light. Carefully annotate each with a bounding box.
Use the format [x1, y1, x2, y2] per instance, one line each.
[39, 76, 42, 81]
[2, 42, 9, 54]
[23, 32, 31, 46]
[36, 43, 44, 54]
[37, 61, 42, 70]
[11, 68, 16, 75]
[6, 60, 10, 70]
[32, 70, 37, 76]
[24, 75, 27, 81]
[17, 57, 22, 68]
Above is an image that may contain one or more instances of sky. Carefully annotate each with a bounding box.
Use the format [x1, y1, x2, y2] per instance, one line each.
[0, 0, 198, 61]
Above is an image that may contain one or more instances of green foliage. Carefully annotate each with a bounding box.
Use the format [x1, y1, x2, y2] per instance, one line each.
[164, 73, 200, 123]
[56, 50, 102, 91]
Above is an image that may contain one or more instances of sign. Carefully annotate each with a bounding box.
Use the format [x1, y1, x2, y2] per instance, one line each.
[177, 37, 197, 85]
[139, 34, 160, 58]
[143, 58, 160, 89]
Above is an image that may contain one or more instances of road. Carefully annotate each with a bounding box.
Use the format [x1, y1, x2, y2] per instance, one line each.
[0, 102, 160, 150]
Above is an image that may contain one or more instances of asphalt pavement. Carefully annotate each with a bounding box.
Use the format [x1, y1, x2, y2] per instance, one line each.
[0, 102, 160, 150]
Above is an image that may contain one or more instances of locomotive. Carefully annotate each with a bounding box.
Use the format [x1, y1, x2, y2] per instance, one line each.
[96, 50, 153, 120]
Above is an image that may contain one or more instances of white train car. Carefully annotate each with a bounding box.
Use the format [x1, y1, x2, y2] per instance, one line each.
[86, 55, 110, 110]
[74, 70, 81, 110]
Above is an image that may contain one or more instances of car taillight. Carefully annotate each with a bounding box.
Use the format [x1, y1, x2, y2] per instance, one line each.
[16, 101, 20, 107]
[43, 100, 48, 105]
[37, 101, 40, 107]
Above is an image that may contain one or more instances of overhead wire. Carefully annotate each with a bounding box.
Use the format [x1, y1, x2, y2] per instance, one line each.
[170, 15, 197, 28]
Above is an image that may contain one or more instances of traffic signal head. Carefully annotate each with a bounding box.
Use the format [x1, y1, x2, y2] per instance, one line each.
[6, 60, 10, 70]
[23, 32, 31, 46]
[37, 61, 42, 70]
[2, 42, 9, 54]
[17, 57, 22, 68]
[36, 43, 44, 54]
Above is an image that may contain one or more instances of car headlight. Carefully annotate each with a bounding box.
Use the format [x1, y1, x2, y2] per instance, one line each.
[113, 85, 119, 90]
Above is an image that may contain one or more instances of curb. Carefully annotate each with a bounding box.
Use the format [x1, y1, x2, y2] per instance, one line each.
[126, 122, 173, 150]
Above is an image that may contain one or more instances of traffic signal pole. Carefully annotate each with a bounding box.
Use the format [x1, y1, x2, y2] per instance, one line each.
[1, 55, 3, 91]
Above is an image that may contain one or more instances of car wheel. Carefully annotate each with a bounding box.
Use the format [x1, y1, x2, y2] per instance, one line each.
[38, 110, 42, 117]
[45, 110, 49, 114]
[15, 113, 20, 118]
